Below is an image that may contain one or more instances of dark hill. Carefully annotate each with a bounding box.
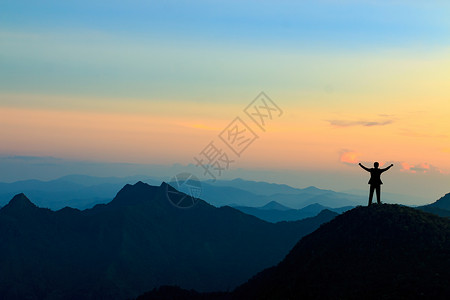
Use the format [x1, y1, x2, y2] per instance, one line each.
[0, 182, 337, 299]
[418, 193, 450, 217]
[430, 193, 450, 210]
[139, 204, 450, 300]
[2, 192, 39, 211]
[234, 204, 450, 299]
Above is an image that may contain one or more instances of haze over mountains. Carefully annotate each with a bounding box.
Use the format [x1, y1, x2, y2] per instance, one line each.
[233, 202, 352, 223]
[233, 192, 450, 223]
[0, 181, 338, 299]
[1, 175, 371, 212]
[201, 180, 363, 208]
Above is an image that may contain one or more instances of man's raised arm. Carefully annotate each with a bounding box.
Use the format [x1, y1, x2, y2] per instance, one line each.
[359, 163, 370, 172]
[381, 164, 394, 172]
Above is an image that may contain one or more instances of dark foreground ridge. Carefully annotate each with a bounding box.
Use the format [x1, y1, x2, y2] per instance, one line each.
[0, 182, 337, 300]
[139, 204, 450, 300]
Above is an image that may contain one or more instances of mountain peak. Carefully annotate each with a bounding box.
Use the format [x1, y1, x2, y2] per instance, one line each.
[6, 193, 37, 209]
[260, 201, 290, 211]
[0, 193, 39, 215]
[302, 203, 326, 209]
[160, 181, 176, 191]
[118, 181, 154, 192]
[108, 181, 177, 208]
[303, 186, 321, 192]
[315, 208, 336, 218]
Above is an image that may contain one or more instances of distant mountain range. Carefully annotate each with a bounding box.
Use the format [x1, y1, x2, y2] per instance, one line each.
[0, 182, 337, 299]
[233, 201, 353, 222]
[0, 175, 161, 209]
[201, 179, 364, 208]
[4, 175, 442, 214]
[0, 175, 365, 211]
[139, 204, 450, 299]
[1, 175, 449, 300]
[1, 174, 448, 222]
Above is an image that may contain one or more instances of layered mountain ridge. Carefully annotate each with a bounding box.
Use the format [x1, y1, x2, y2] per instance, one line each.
[140, 204, 450, 300]
[0, 181, 337, 300]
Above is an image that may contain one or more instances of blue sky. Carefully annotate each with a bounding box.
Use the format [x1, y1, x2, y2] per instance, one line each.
[2, 1, 449, 46]
[1, 1, 449, 100]
[1, 1, 450, 202]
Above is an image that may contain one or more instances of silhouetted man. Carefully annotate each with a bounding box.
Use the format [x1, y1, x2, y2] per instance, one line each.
[359, 162, 393, 206]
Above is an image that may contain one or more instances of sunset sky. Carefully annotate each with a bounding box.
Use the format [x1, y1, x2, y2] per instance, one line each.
[1, 1, 449, 203]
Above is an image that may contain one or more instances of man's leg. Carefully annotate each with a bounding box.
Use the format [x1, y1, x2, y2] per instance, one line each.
[376, 186, 381, 204]
[369, 185, 375, 206]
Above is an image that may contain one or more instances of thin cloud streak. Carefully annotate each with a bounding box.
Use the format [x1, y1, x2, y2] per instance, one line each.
[328, 119, 394, 127]
[400, 162, 448, 174]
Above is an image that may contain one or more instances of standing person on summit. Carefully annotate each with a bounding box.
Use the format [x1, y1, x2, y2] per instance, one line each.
[359, 162, 394, 206]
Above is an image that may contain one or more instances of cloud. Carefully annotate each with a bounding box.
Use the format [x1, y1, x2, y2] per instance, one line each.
[400, 162, 448, 174]
[329, 119, 393, 127]
[339, 150, 361, 165]
[401, 162, 429, 173]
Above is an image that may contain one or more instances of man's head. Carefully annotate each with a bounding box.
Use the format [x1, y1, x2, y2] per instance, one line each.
[374, 162, 379, 168]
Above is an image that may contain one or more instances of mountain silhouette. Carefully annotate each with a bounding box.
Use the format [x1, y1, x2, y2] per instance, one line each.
[139, 204, 450, 299]
[0, 182, 337, 299]
[234, 202, 352, 222]
[199, 180, 363, 208]
[0, 176, 364, 210]
[234, 204, 450, 299]
[260, 200, 291, 210]
[0, 175, 161, 209]
[3, 192, 38, 211]
[431, 193, 450, 210]
[418, 193, 450, 217]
